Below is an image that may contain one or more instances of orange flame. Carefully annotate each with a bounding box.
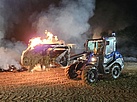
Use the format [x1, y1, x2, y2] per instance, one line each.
[28, 30, 64, 49]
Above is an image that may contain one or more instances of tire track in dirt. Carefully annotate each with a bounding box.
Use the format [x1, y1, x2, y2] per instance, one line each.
[0, 67, 137, 101]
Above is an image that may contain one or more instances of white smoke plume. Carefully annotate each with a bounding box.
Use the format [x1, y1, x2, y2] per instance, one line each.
[0, 40, 27, 71]
[0, 0, 96, 70]
[32, 0, 95, 47]
[0, 0, 27, 71]
[0, 0, 5, 40]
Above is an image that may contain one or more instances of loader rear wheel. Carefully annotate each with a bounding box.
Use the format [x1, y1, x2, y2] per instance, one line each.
[111, 64, 121, 79]
[65, 64, 78, 79]
[82, 65, 98, 84]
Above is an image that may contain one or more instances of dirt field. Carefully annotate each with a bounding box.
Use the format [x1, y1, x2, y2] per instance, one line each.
[0, 62, 137, 102]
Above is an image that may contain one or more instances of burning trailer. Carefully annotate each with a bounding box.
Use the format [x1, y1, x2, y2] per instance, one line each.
[21, 31, 71, 72]
[21, 44, 71, 72]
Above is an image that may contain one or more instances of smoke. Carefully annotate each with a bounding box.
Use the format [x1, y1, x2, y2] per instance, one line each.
[0, 41, 27, 70]
[0, 0, 61, 70]
[0, 39, 27, 71]
[0, 0, 27, 70]
[0, 0, 4, 39]
[32, 0, 95, 47]
[0, 0, 96, 70]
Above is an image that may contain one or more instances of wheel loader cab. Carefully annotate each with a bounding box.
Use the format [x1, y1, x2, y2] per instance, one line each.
[86, 39, 104, 55]
[86, 39, 105, 73]
[86, 37, 116, 55]
[103, 37, 116, 64]
[86, 37, 117, 73]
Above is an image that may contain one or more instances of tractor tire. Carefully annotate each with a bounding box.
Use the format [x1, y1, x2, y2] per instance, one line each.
[111, 64, 121, 79]
[65, 63, 78, 79]
[82, 65, 98, 84]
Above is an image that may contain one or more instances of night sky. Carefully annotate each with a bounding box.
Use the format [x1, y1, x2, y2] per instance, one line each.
[90, 0, 137, 36]
[2, 0, 136, 41]
[3, 0, 61, 42]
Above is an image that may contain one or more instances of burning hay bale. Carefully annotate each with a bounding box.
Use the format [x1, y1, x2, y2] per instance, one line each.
[21, 31, 70, 72]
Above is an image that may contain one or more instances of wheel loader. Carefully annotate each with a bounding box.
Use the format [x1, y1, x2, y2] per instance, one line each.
[66, 35, 124, 84]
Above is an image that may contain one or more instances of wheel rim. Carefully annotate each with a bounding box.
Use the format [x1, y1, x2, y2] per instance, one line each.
[88, 70, 96, 83]
[112, 66, 120, 79]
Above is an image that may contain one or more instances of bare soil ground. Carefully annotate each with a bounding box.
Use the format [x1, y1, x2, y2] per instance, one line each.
[0, 62, 137, 102]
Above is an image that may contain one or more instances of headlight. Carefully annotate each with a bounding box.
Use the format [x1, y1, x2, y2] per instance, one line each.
[91, 57, 97, 62]
[88, 56, 97, 65]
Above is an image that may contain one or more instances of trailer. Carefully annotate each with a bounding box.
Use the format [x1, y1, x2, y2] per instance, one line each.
[21, 44, 71, 71]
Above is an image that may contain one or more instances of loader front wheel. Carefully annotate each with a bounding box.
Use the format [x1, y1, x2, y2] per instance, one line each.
[82, 65, 98, 84]
[65, 63, 78, 79]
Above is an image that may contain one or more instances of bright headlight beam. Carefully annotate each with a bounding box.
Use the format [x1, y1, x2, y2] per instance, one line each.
[91, 57, 97, 62]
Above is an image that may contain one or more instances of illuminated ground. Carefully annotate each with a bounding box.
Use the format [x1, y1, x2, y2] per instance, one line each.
[0, 62, 137, 102]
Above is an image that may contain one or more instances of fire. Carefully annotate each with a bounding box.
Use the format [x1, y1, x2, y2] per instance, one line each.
[28, 30, 64, 49]
[29, 37, 41, 48]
